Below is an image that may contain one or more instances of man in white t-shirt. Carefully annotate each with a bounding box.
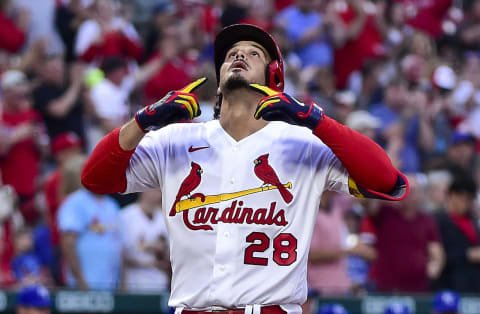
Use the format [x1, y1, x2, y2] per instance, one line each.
[120, 190, 170, 292]
[87, 56, 166, 152]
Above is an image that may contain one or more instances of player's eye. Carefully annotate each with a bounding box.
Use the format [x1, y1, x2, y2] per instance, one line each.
[251, 51, 259, 57]
[227, 51, 236, 59]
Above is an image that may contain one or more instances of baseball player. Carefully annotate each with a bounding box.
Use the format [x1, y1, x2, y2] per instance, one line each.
[16, 284, 51, 314]
[81, 24, 408, 314]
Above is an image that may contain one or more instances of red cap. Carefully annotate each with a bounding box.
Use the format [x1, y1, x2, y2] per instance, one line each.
[51, 132, 82, 156]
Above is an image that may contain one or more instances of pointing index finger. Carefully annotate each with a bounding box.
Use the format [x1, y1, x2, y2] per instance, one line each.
[180, 77, 208, 93]
[249, 84, 280, 97]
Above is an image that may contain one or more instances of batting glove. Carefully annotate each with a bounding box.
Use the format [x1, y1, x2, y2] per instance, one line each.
[135, 77, 207, 132]
[249, 84, 324, 130]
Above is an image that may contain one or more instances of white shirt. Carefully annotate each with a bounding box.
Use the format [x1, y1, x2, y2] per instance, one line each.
[124, 120, 352, 313]
[89, 77, 134, 125]
[120, 203, 169, 292]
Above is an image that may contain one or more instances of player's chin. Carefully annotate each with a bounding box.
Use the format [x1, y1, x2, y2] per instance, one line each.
[223, 73, 250, 92]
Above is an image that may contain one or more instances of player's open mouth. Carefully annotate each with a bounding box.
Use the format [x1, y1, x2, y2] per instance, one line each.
[231, 60, 248, 71]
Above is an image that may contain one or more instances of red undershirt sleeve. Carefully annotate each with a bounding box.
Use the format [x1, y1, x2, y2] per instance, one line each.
[313, 116, 409, 200]
[81, 127, 135, 194]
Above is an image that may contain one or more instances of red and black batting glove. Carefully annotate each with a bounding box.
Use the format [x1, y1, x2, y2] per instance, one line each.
[249, 84, 324, 130]
[135, 77, 207, 132]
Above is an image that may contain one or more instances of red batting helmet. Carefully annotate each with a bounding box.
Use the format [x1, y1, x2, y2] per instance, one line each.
[214, 24, 284, 91]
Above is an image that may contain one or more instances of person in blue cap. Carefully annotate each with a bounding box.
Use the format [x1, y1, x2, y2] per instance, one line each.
[318, 303, 349, 314]
[432, 290, 460, 314]
[16, 284, 51, 314]
[384, 302, 411, 314]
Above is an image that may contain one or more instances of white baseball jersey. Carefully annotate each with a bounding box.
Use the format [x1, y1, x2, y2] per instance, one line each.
[123, 120, 404, 312]
[120, 203, 169, 292]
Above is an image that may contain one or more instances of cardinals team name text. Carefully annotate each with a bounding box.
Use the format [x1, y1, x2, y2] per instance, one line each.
[182, 200, 288, 231]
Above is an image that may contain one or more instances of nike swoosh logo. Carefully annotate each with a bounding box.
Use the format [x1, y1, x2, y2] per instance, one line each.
[188, 145, 209, 152]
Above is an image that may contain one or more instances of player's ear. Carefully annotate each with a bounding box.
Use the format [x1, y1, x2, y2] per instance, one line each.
[217, 86, 222, 94]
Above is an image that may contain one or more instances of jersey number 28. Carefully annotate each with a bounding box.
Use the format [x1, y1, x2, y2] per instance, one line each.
[244, 232, 297, 266]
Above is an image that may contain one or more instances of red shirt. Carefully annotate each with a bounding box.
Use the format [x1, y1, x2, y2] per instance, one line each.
[81, 31, 144, 63]
[449, 213, 478, 245]
[396, 0, 452, 38]
[0, 11, 25, 53]
[44, 170, 62, 246]
[334, 6, 384, 89]
[370, 205, 440, 292]
[144, 53, 195, 104]
[239, 17, 273, 32]
[0, 109, 42, 196]
[275, 0, 294, 12]
[0, 219, 16, 287]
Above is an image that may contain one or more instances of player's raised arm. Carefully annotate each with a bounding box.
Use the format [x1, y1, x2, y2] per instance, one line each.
[249, 84, 409, 201]
[81, 78, 207, 194]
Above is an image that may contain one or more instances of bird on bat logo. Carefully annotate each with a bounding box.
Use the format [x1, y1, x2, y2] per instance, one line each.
[254, 154, 293, 203]
[170, 162, 204, 216]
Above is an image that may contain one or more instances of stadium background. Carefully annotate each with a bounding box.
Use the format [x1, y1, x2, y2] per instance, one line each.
[1, 0, 480, 313]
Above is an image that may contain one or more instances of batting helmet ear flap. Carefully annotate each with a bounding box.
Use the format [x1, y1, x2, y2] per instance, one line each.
[266, 60, 284, 92]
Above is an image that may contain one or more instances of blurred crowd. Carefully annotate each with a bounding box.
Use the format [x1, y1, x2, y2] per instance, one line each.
[1, 0, 480, 301]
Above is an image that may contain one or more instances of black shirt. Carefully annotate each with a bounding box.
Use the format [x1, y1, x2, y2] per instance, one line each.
[33, 83, 84, 140]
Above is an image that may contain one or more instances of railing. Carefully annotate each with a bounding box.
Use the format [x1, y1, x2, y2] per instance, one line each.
[2, 290, 480, 314]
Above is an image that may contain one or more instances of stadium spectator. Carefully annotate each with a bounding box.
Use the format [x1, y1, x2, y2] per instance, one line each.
[87, 55, 165, 149]
[220, 0, 248, 28]
[435, 132, 477, 175]
[15, 0, 64, 55]
[55, 0, 91, 63]
[0, 70, 47, 223]
[331, 90, 356, 125]
[394, 0, 452, 39]
[16, 284, 51, 314]
[458, 0, 480, 52]
[347, 60, 385, 110]
[425, 170, 452, 212]
[32, 56, 86, 141]
[364, 175, 444, 292]
[144, 2, 178, 59]
[43, 132, 83, 284]
[344, 204, 373, 295]
[240, 0, 274, 32]
[74, 0, 143, 63]
[120, 190, 169, 292]
[58, 155, 122, 290]
[434, 175, 480, 292]
[371, 79, 435, 173]
[0, 179, 21, 287]
[143, 33, 197, 104]
[331, 0, 385, 89]
[275, 0, 333, 70]
[346, 110, 380, 140]
[307, 67, 337, 115]
[11, 227, 50, 286]
[0, 0, 28, 53]
[308, 192, 376, 296]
